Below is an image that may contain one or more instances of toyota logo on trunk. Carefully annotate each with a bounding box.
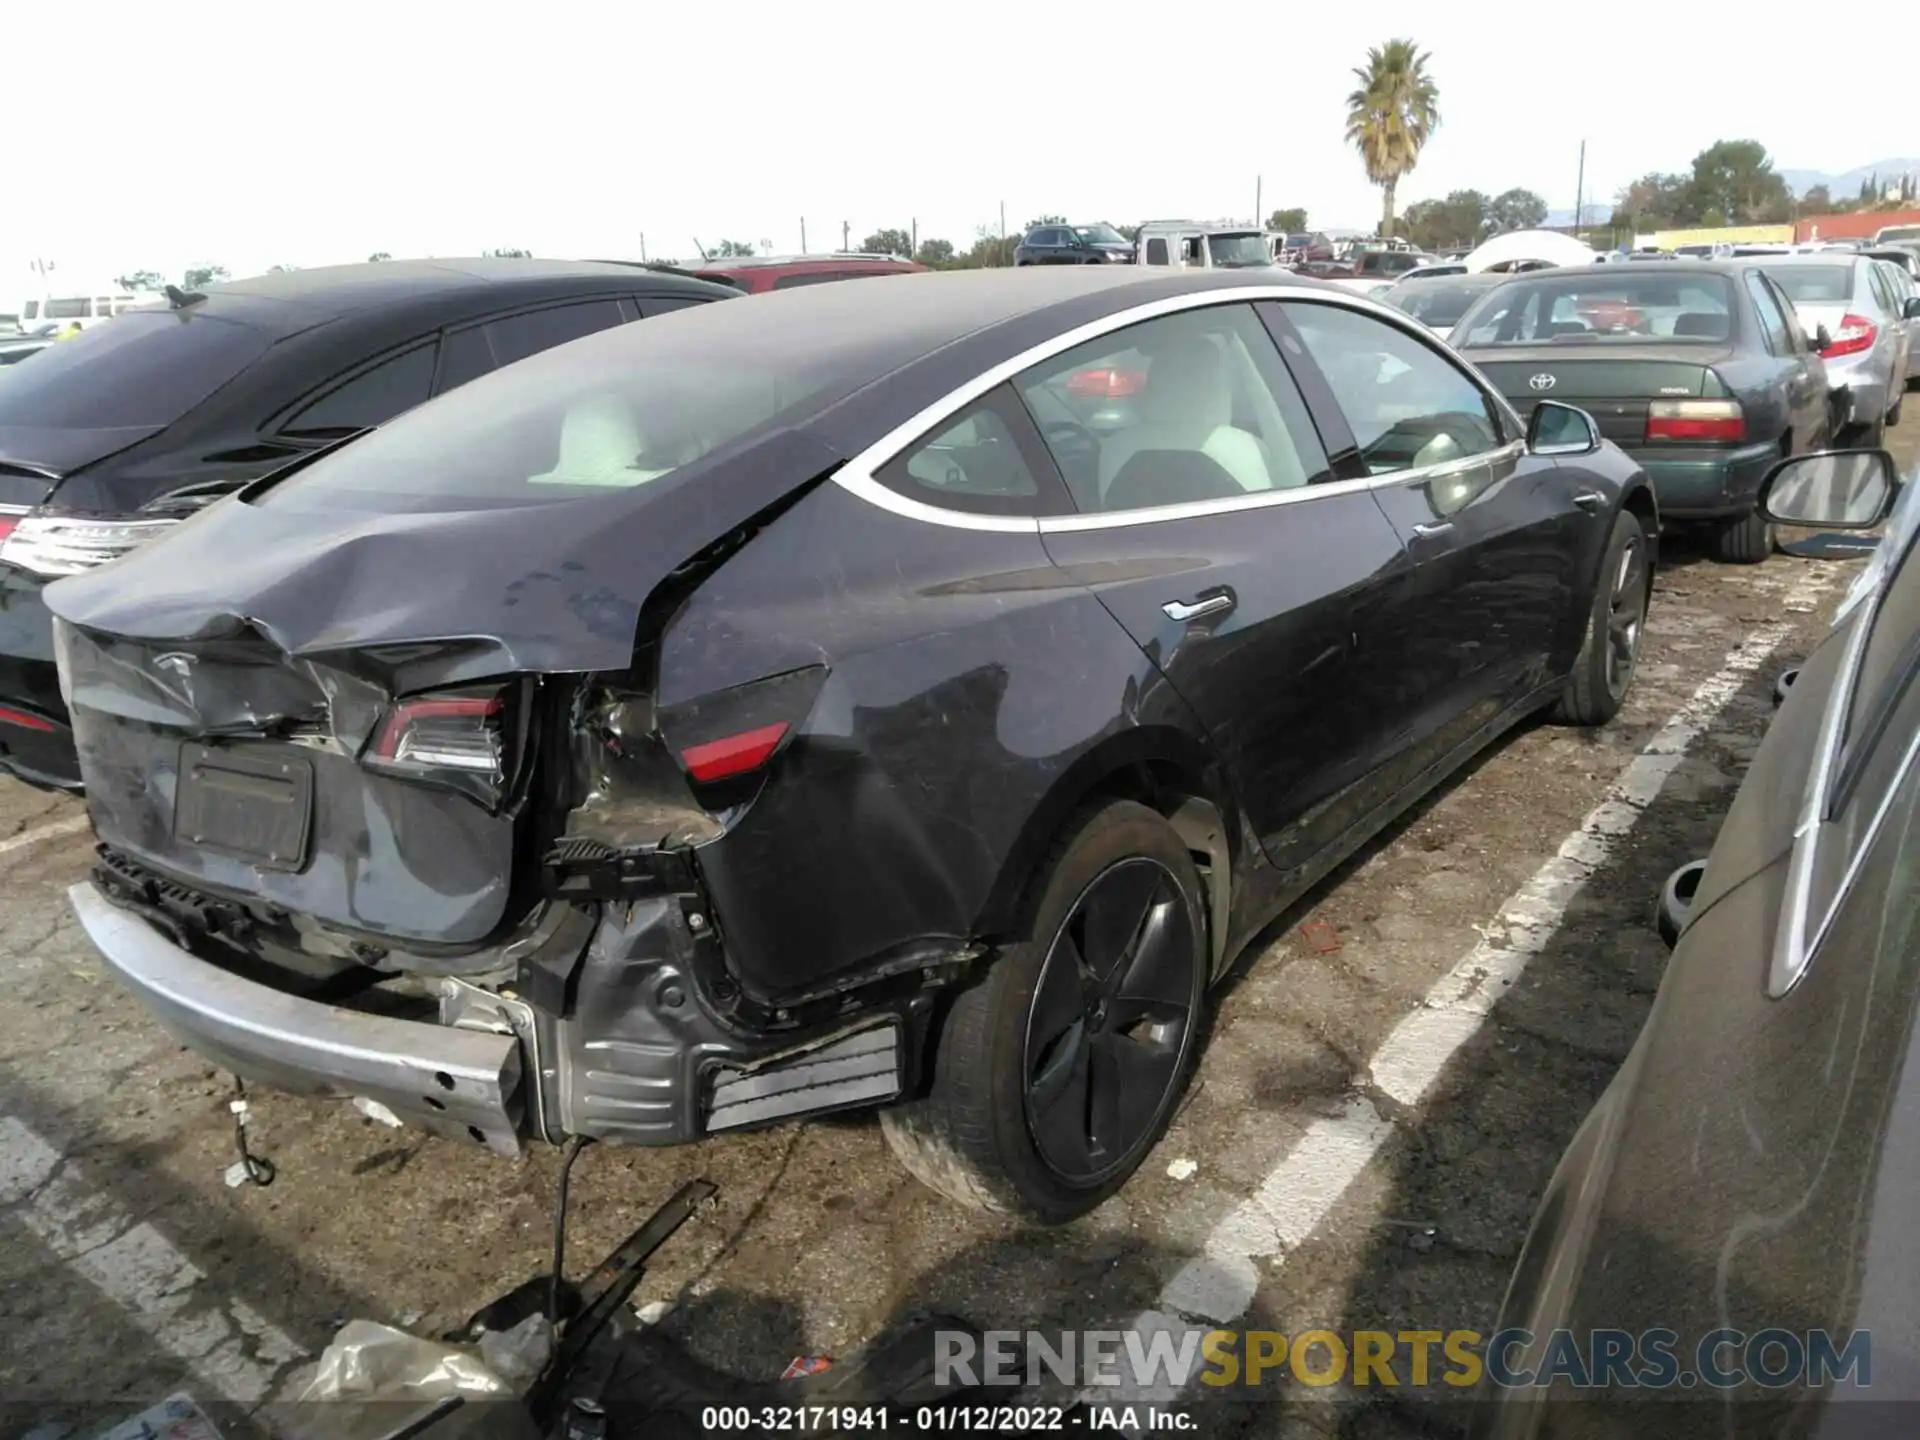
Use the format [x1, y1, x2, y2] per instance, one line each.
[1529, 373, 1557, 391]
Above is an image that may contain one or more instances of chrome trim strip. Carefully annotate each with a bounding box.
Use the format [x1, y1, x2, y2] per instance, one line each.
[1768, 602, 1878, 997]
[831, 284, 1507, 533]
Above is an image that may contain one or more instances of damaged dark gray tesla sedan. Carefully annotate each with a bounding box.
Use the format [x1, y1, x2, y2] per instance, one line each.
[53, 268, 1658, 1222]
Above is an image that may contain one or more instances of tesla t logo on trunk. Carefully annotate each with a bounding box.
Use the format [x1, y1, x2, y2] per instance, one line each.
[1529, 374, 1557, 391]
[154, 653, 193, 679]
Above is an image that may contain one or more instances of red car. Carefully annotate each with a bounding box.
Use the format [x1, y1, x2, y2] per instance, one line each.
[689, 253, 924, 293]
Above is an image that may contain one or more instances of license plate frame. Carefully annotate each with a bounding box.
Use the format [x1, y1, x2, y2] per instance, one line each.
[173, 743, 315, 872]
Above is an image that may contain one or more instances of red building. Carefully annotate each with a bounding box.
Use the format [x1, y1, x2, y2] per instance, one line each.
[1796, 210, 1920, 243]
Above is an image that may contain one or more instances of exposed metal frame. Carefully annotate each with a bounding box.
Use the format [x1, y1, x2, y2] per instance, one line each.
[830, 285, 1529, 535]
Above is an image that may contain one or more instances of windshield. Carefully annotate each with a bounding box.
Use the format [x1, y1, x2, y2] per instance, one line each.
[1075, 224, 1126, 245]
[0, 309, 273, 429]
[1454, 273, 1737, 345]
[1387, 280, 1499, 329]
[1208, 233, 1273, 267]
[1285, 233, 1315, 250]
[1763, 264, 1854, 305]
[1879, 227, 1920, 243]
[255, 306, 879, 514]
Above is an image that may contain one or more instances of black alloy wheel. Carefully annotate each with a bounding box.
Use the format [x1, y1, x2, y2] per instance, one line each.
[1022, 858, 1198, 1184]
[1605, 528, 1649, 701]
[879, 799, 1209, 1222]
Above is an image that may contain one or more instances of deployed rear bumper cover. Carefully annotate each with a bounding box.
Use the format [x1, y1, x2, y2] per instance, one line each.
[68, 880, 526, 1155]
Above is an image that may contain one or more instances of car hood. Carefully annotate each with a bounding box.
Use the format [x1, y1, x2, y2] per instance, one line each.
[0, 423, 169, 485]
[42, 426, 845, 689]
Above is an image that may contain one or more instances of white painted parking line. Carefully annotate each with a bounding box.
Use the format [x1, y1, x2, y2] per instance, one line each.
[1095, 560, 1838, 1409]
[0, 813, 90, 858]
[0, 1114, 304, 1405]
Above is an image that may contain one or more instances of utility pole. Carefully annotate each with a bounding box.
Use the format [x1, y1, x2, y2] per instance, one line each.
[800, 218, 808, 254]
[911, 218, 918, 257]
[638, 232, 647, 262]
[1255, 175, 1263, 228]
[1573, 140, 1587, 236]
[842, 220, 850, 252]
[999, 201, 1006, 265]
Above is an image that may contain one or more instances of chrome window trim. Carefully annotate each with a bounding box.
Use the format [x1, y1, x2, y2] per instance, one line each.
[1769, 593, 1892, 998]
[831, 285, 1525, 534]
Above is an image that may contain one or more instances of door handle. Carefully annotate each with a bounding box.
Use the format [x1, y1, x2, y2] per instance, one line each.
[1410, 520, 1453, 539]
[1162, 593, 1235, 623]
[1572, 490, 1604, 512]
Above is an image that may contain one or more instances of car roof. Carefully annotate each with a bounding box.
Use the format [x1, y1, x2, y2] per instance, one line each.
[184, 258, 717, 335]
[694, 253, 917, 270]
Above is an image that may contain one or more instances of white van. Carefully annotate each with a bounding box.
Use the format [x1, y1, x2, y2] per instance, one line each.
[1133, 220, 1276, 269]
[21, 291, 155, 333]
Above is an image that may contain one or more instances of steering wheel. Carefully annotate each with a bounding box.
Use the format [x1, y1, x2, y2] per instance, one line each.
[1041, 420, 1102, 499]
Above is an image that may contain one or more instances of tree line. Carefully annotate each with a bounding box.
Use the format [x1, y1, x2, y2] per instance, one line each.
[1611, 140, 1914, 230]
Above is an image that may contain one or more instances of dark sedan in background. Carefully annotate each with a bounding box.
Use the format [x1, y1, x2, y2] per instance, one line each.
[56, 268, 1655, 1224]
[1472, 448, 1920, 1435]
[0, 258, 737, 790]
[1451, 261, 1832, 563]
[1014, 222, 1136, 265]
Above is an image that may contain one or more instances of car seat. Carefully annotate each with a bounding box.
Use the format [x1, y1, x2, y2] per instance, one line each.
[1096, 336, 1274, 504]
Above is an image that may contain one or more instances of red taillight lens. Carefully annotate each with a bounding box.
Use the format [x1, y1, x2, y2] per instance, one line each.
[0, 704, 55, 733]
[681, 721, 790, 783]
[1824, 313, 1877, 358]
[0, 512, 22, 547]
[658, 665, 827, 793]
[1646, 398, 1746, 443]
[363, 686, 510, 804]
[1066, 366, 1145, 399]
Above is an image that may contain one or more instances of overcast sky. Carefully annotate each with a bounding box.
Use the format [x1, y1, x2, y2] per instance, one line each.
[6, 2, 1904, 292]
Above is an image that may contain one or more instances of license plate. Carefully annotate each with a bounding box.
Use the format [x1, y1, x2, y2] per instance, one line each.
[173, 743, 314, 871]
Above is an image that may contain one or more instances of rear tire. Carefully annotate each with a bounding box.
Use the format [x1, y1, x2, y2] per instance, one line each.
[1708, 508, 1774, 565]
[1553, 509, 1649, 726]
[880, 799, 1208, 1223]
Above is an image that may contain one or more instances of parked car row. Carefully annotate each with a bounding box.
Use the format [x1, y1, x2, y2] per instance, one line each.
[25, 237, 1920, 1422]
[31, 259, 1668, 1224]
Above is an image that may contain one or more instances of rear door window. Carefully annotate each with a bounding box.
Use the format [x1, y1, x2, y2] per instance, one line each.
[278, 342, 438, 437]
[0, 310, 274, 429]
[1014, 302, 1332, 512]
[1144, 238, 1170, 266]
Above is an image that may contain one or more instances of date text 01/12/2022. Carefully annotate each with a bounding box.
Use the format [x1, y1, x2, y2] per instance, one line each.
[697, 1405, 1195, 1432]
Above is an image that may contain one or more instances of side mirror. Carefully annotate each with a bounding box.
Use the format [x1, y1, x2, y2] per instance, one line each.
[1527, 400, 1601, 456]
[1814, 324, 1834, 352]
[1758, 449, 1898, 529]
[1904, 296, 1920, 321]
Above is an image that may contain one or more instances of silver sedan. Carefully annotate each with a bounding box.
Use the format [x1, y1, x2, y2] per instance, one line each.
[1755, 253, 1917, 443]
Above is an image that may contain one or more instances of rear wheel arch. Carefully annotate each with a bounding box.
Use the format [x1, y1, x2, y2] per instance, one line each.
[972, 727, 1240, 978]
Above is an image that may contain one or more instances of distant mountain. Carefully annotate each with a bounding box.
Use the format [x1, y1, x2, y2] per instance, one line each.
[1778, 158, 1920, 198]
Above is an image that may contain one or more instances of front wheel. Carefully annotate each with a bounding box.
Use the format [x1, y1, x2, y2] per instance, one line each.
[880, 799, 1208, 1222]
[1553, 508, 1649, 726]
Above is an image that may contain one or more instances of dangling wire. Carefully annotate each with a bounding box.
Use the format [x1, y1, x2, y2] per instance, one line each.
[229, 1076, 275, 1187]
[549, 1135, 592, 1322]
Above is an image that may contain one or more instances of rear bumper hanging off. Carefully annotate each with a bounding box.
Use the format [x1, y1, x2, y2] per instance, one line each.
[68, 879, 527, 1154]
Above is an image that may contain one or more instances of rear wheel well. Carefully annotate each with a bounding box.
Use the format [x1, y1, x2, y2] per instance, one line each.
[977, 748, 1238, 981]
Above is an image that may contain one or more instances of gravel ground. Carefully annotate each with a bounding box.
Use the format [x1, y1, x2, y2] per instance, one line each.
[1, 433, 1909, 1438]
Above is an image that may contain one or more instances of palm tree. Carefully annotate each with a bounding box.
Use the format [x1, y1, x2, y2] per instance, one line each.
[1345, 40, 1440, 240]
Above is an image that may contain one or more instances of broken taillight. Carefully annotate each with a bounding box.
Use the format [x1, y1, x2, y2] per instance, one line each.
[363, 685, 510, 803]
[658, 665, 828, 795]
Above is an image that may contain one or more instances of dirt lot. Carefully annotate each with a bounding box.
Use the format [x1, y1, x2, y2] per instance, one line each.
[2, 437, 1910, 1438]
